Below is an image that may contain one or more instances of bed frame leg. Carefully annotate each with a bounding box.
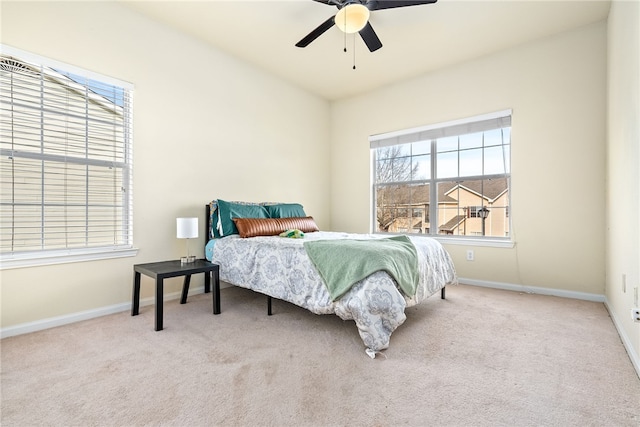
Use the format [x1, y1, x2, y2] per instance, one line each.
[441, 287, 445, 299]
[267, 296, 272, 316]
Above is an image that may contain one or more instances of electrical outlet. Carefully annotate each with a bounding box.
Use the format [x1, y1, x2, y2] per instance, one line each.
[631, 308, 640, 323]
[466, 250, 474, 261]
[622, 274, 626, 293]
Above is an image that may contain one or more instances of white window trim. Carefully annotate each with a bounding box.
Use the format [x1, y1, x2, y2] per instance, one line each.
[433, 236, 515, 248]
[370, 232, 515, 248]
[0, 247, 139, 270]
[1, 45, 135, 267]
[370, 109, 512, 144]
[1, 45, 134, 90]
[370, 110, 513, 242]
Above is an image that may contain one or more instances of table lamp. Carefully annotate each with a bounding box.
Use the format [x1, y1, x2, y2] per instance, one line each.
[177, 217, 198, 264]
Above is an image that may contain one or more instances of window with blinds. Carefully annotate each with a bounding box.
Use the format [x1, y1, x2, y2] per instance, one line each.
[0, 46, 134, 266]
[370, 111, 511, 239]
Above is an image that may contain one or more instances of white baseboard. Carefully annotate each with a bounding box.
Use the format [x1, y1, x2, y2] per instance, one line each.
[0, 286, 206, 339]
[460, 277, 639, 379]
[604, 300, 640, 380]
[458, 277, 606, 302]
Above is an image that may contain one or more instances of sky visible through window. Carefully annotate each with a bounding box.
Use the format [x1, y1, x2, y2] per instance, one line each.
[54, 69, 125, 107]
[376, 128, 510, 183]
[436, 128, 510, 179]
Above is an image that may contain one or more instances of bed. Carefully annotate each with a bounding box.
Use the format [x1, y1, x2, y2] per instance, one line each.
[204, 199, 457, 358]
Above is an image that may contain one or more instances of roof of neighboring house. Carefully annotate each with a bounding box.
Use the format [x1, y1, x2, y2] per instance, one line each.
[380, 178, 508, 207]
[0, 55, 121, 115]
[443, 179, 508, 202]
[401, 185, 458, 204]
[440, 215, 466, 232]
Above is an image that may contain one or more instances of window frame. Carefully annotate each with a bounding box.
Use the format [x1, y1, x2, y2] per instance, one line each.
[0, 45, 137, 269]
[370, 110, 514, 248]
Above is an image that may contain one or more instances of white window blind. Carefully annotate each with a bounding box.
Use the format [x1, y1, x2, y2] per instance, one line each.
[0, 46, 134, 265]
[370, 111, 512, 149]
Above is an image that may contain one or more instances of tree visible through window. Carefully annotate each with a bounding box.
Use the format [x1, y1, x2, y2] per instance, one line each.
[370, 111, 511, 239]
[0, 46, 134, 264]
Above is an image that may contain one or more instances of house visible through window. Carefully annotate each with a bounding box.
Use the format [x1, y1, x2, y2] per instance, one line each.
[0, 46, 135, 267]
[370, 111, 511, 239]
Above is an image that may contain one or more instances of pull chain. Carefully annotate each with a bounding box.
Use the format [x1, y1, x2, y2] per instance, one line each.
[353, 34, 356, 70]
[343, 8, 347, 53]
[340, 7, 357, 70]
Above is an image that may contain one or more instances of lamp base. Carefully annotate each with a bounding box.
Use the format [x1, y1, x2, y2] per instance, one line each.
[180, 256, 196, 264]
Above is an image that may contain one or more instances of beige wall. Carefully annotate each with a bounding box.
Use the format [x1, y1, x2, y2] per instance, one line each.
[0, 1, 331, 328]
[606, 0, 640, 372]
[330, 22, 607, 294]
[2, 2, 635, 374]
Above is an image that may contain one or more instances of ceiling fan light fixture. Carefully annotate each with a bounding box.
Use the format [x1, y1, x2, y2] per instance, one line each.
[335, 4, 370, 34]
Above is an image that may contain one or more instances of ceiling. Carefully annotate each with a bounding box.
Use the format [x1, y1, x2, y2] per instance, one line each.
[121, 0, 611, 101]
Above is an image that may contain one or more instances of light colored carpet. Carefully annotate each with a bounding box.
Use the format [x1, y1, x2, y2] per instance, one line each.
[1, 284, 639, 426]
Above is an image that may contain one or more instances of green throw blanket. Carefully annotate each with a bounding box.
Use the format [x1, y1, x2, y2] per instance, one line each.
[303, 235, 419, 301]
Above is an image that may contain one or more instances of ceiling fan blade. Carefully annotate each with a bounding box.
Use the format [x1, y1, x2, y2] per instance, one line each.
[367, 0, 437, 11]
[296, 15, 336, 48]
[311, 0, 340, 5]
[359, 22, 383, 52]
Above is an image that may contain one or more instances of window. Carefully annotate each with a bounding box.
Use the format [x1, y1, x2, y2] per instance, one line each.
[0, 46, 135, 268]
[469, 206, 481, 218]
[370, 111, 511, 240]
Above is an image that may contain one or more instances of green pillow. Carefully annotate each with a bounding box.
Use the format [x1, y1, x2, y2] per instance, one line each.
[265, 203, 306, 218]
[217, 199, 269, 236]
[210, 202, 221, 238]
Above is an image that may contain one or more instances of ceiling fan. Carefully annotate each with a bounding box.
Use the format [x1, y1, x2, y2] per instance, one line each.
[296, 0, 438, 53]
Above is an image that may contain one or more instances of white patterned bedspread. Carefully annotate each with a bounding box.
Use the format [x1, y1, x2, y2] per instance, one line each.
[207, 231, 457, 357]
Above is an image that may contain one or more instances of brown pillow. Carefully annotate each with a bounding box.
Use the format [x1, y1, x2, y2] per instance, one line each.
[276, 217, 319, 233]
[232, 217, 319, 238]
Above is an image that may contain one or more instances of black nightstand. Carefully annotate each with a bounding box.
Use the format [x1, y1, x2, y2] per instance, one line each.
[131, 259, 220, 331]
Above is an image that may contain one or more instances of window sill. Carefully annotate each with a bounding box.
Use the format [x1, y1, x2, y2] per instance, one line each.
[0, 247, 139, 270]
[432, 236, 515, 248]
[371, 232, 515, 248]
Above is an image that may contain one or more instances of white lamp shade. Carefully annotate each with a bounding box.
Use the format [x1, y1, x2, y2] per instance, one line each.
[176, 217, 198, 239]
[335, 4, 370, 34]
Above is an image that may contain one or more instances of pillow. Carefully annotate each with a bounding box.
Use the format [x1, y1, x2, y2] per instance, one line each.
[233, 216, 319, 238]
[209, 201, 220, 238]
[209, 200, 230, 238]
[277, 216, 319, 233]
[217, 199, 269, 236]
[209, 200, 280, 238]
[265, 203, 306, 219]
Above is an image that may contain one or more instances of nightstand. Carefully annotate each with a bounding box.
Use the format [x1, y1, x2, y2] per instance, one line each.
[131, 259, 220, 331]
